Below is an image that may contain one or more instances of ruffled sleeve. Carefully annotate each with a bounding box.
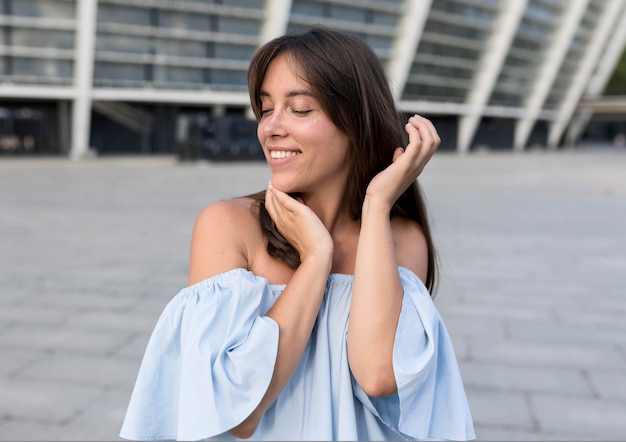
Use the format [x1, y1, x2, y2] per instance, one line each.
[119, 269, 279, 441]
[352, 267, 475, 441]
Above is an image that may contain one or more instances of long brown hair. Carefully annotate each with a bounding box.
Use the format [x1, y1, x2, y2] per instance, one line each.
[247, 27, 438, 293]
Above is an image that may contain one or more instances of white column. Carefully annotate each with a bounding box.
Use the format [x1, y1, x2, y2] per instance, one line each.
[260, 0, 292, 45]
[565, 2, 626, 146]
[513, 0, 589, 152]
[70, 0, 98, 159]
[457, 0, 527, 153]
[387, 0, 432, 101]
[547, 0, 625, 148]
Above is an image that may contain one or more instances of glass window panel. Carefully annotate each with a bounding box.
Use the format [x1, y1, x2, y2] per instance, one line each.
[418, 41, 480, 61]
[424, 21, 488, 41]
[191, 0, 263, 7]
[499, 72, 530, 88]
[525, 3, 554, 23]
[363, 35, 392, 52]
[94, 62, 146, 81]
[12, 29, 74, 49]
[490, 91, 522, 107]
[12, 0, 74, 18]
[226, 0, 264, 8]
[511, 38, 542, 52]
[518, 20, 550, 37]
[159, 11, 212, 32]
[165, 66, 204, 84]
[214, 43, 256, 60]
[217, 17, 260, 35]
[211, 68, 247, 86]
[330, 5, 366, 22]
[12, 57, 72, 77]
[156, 39, 206, 58]
[286, 23, 312, 35]
[98, 5, 151, 26]
[372, 12, 397, 26]
[403, 83, 466, 102]
[97, 34, 151, 54]
[291, 1, 325, 16]
[411, 63, 474, 80]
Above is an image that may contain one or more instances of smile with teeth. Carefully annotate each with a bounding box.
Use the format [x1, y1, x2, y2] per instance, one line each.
[270, 150, 301, 159]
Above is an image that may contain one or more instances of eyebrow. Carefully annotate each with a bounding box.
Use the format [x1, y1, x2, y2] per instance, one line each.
[259, 89, 314, 98]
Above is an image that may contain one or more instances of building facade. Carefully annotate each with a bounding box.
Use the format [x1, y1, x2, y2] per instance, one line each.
[1, 0, 625, 157]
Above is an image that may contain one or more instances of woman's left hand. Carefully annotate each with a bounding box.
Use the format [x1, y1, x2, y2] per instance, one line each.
[365, 114, 440, 210]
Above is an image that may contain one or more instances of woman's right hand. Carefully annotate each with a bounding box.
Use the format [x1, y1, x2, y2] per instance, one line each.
[264, 182, 334, 265]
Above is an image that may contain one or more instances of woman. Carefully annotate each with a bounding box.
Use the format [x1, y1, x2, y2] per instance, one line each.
[121, 27, 474, 441]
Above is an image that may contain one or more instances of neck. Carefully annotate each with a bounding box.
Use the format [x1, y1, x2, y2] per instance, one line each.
[299, 190, 351, 235]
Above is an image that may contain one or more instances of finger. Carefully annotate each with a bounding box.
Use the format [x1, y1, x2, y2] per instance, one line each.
[409, 114, 441, 148]
[404, 121, 423, 157]
[265, 184, 280, 221]
[392, 146, 404, 163]
[270, 184, 298, 212]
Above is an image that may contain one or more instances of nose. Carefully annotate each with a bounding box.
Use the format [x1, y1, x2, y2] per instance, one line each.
[260, 109, 287, 139]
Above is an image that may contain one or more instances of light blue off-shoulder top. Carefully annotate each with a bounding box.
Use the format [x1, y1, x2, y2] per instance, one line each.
[119, 267, 475, 441]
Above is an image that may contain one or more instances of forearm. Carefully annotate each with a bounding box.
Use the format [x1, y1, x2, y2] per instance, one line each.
[348, 197, 403, 397]
[230, 255, 331, 437]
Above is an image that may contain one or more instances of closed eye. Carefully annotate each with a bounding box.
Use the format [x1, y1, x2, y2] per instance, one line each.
[292, 109, 312, 116]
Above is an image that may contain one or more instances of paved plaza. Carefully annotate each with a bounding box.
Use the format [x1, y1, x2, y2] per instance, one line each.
[0, 147, 625, 441]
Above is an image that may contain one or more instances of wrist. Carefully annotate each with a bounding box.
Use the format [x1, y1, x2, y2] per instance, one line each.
[362, 195, 393, 216]
[299, 249, 333, 274]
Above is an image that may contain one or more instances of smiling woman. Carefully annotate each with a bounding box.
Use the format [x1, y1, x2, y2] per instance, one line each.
[256, 53, 351, 198]
[120, 26, 475, 441]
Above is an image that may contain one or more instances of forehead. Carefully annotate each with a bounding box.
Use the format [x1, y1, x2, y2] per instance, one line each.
[260, 54, 312, 95]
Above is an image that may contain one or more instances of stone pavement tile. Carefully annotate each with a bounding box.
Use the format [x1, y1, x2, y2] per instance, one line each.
[556, 309, 626, 329]
[506, 320, 626, 346]
[585, 369, 626, 401]
[449, 335, 471, 361]
[0, 303, 78, 326]
[532, 394, 626, 440]
[36, 292, 141, 312]
[0, 323, 132, 356]
[14, 353, 140, 390]
[0, 348, 44, 377]
[441, 312, 508, 340]
[448, 285, 589, 312]
[470, 338, 626, 369]
[62, 389, 131, 441]
[464, 388, 534, 429]
[112, 333, 150, 361]
[0, 378, 102, 423]
[474, 425, 595, 441]
[0, 420, 81, 442]
[444, 303, 555, 323]
[459, 361, 593, 397]
[65, 310, 163, 334]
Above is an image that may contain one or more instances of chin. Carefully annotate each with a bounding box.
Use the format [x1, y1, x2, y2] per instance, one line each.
[269, 178, 301, 194]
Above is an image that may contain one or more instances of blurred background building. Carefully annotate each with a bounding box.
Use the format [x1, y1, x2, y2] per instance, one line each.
[0, 0, 625, 158]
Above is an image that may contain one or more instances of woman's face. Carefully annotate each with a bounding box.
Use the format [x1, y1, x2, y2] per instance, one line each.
[257, 54, 351, 196]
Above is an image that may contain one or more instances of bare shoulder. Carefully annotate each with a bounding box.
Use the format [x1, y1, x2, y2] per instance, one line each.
[194, 197, 258, 228]
[188, 197, 261, 285]
[390, 216, 429, 282]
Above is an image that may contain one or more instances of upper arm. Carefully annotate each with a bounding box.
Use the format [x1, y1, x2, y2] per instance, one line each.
[188, 199, 253, 285]
[392, 217, 429, 283]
